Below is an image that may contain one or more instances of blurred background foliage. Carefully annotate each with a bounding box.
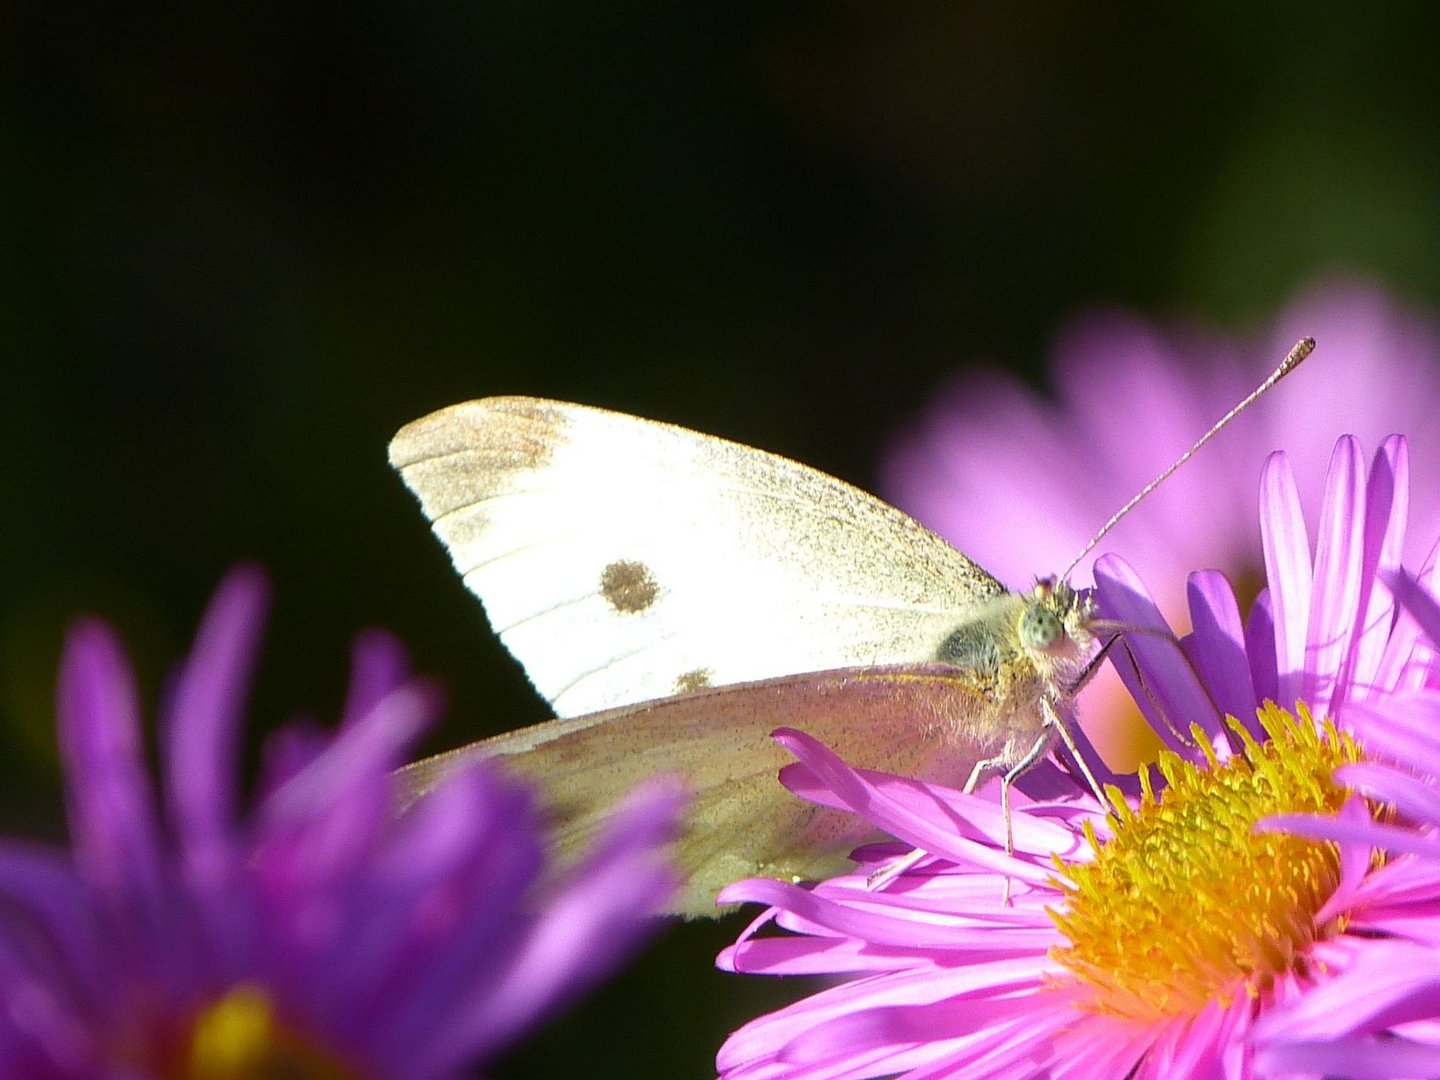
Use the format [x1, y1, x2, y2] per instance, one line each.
[5, 3, 1440, 1076]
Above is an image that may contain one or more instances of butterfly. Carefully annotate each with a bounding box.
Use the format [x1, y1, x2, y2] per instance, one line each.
[387, 397, 1112, 917]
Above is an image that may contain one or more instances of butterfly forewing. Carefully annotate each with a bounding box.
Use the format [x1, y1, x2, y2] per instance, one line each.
[389, 397, 1008, 716]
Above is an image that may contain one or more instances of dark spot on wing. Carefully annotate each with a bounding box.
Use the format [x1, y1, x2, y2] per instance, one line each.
[601, 560, 660, 613]
[674, 668, 712, 694]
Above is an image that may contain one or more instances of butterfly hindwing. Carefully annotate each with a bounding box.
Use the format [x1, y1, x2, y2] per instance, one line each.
[394, 664, 1031, 917]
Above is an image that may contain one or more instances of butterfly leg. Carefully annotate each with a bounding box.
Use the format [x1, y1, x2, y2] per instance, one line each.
[867, 752, 1012, 893]
[1118, 636, 1188, 746]
[971, 733, 1055, 905]
[1069, 632, 1120, 694]
[1042, 695, 1110, 813]
[865, 846, 929, 892]
[1093, 622, 1224, 746]
[962, 754, 1006, 795]
[998, 728, 1056, 856]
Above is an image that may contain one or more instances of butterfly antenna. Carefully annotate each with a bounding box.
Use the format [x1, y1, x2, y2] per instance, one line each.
[1060, 336, 1316, 580]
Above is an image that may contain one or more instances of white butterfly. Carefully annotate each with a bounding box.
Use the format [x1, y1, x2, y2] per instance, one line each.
[389, 397, 1103, 916]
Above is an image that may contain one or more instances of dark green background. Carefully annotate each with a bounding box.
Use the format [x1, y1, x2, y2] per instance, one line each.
[5, 4, 1440, 1076]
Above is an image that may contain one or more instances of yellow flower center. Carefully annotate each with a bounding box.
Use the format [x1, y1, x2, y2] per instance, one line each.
[1049, 703, 1366, 1024]
[164, 985, 363, 1080]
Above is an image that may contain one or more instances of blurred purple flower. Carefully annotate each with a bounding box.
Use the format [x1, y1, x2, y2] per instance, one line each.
[718, 437, 1440, 1079]
[0, 567, 680, 1079]
[883, 279, 1440, 768]
[885, 279, 1440, 594]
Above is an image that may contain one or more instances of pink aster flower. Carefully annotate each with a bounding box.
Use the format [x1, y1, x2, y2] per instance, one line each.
[718, 436, 1440, 1080]
[0, 567, 680, 1079]
[883, 279, 1440, 768]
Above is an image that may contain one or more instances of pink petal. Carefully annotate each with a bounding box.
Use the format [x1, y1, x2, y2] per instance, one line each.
[1340, 695, 1440, 766]
[718, 877, 1058, 953]
[340, 629, 414, 729]
[1335, 761, 1440, 826]
[1260, 450, 1313, 709]
[1257, 1039, 1440, 1080]
[1245, 590, 1278, 706]
[1093, 556, 1215, 753]
[1304, 436, 1366, 712]
[1388, 568, 1440, 652]
[1346, 437, 1409, 696]
[777, 759, 1089, 861]
[56, 620, 166, 919]
[1260, 814, 1440, 860]
[163, 565, 269, 877]
[718, 959, 1061, 1076]
[719, 935, 947, 978]
[1184, 570, 1258, 739]
[1254, 939, 1440, 1040]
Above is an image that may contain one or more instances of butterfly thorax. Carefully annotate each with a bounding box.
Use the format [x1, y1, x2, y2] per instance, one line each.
[930, 577, 1097, 760]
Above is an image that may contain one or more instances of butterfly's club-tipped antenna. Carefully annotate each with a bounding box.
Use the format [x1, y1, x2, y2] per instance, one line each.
[1061, 336, 1316, 581]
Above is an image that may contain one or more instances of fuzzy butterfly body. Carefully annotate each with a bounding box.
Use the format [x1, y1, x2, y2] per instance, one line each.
[389, 397, 1100, 916]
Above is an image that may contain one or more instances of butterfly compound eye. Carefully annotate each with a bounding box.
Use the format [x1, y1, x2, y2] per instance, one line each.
[1019, 604, 1066, 652]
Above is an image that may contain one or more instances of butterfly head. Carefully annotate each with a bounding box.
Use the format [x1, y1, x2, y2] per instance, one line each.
[1019, 577, 1096, 661]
